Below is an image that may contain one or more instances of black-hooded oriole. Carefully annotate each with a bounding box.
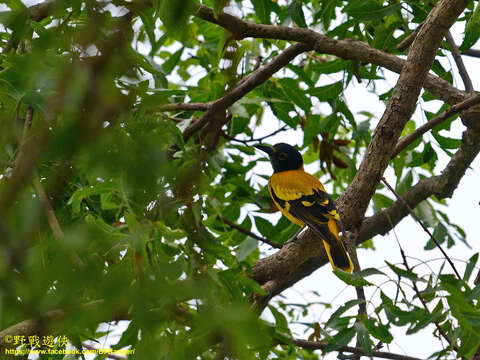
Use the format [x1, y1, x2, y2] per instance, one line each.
[255, 143, 353, 273]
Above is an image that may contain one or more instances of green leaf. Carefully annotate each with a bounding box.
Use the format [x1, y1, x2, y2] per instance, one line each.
[159, 0, 195, 38]
[278, 78, 312, 112]
[236, 237, 258, 261]
[112, 321, 139, 350]
[287, 1, 307, 28]
[268, 305, 292, 337]
[307, 81, 343, 101]
[372, 193, 393, 211]
[355, 322, 373, 355]
[425, 222, 447, 250]
[414, 200, 436, 228]
[465, 283, 480, 302]
[464, 253, 478, 283]
[252, 0, 273, 24]
[381, 292, 426, 326]
[364, 318, 393, 343]
[385, 261, 425, 282]
[139, 8, 157, 52]
[254, 216, 276, 239]
[326, 299, 365, 329]
[432, 131, 461, 149]
[460, 2, 480, 51]
[333, 269, 373, 287]
[213, 0, 230, 17]
[356, 268, 386, 277]
[156, 221, 187, 241]
[316, 0, 340, 29]
[344, 0, 401, 20]
[2, 0, 27, 12]
[324, 327, 356, 352]
[310, 59, 346, 74]
[162, 47, 184, 74]
[69, 183, 118, 214]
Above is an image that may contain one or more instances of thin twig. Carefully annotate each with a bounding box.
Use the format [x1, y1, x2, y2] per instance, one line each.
[381, 177, 461, 279]
[292, 338, 423, 360]
[222, 125, 289, 145]
[396, 238, 457, 352]
[392, 93, 480, 158]
[343, 230, 367, 360]
[16, 107, 85, 269]
[33, 171, 85, 268]
[445, 31, 474, 93]
[217, 215, 282, 249]
[397, 23, 423, 52]
[462, 48, 480, 58]
[158, 102, 209, 112]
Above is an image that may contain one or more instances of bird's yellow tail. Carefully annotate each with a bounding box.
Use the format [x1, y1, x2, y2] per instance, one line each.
[323, 219, 353, 272]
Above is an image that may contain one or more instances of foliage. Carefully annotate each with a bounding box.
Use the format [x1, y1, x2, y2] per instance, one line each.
[0, 0, 479, 359]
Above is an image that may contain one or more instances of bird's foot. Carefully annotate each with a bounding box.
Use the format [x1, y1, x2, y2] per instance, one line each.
[283, 228, 305, 247]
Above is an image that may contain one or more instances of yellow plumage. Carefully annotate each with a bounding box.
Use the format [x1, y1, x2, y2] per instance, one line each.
[255, 142, 353, 272]
[268, 169, 352, 272]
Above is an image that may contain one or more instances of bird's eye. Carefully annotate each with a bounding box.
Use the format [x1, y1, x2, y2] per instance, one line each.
[278, 152, 287, 160]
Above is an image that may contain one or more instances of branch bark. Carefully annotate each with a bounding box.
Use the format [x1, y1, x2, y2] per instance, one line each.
[392, 93, 480, 158]
[196, 5, 468, 106]
[158, 103, 209, 112]
[182, 42, 312, 144]
[338, 0, 471, 230]
[445, 31, 474, 93]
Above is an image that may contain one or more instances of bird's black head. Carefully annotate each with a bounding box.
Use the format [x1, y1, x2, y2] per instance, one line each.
[254, 143, 303, 173]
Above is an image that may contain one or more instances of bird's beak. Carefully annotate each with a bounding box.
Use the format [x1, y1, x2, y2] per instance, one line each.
[254, 144, 274, 155]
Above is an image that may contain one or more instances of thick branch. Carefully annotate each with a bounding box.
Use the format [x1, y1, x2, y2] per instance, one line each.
[28, 0, 56, 21]
[337, 0, 470, 229]
[196, 5, 467, 106]
[182, 42, 312, 141]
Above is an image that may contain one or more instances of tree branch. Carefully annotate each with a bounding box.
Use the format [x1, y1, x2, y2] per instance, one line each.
[396, 23, 423, 52]
[381, 177, 460, 279]
[392, 93, 480, 158]
[217, 215, 282, 249]
[445, 31, 474, 93]
[196, 5, 468, 106]
[359, 125, 480, 241]
[397, 242, 457, 351]
[182, 42, 312, 143]
[158, 103, 209, 112]
[462, 48, 480, 58]
[338, 0, 471, 230]
[222, 125, 289, 145]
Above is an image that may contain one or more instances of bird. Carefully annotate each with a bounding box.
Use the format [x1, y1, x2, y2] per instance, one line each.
[254, 142, 353, 272]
